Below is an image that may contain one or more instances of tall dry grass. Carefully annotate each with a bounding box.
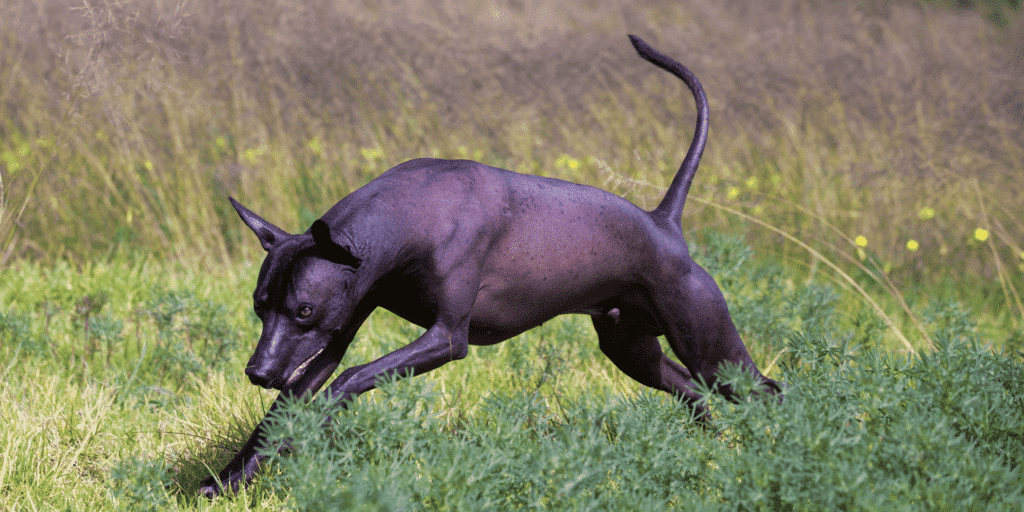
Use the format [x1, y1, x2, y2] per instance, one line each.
[0, 0, 1021, 332]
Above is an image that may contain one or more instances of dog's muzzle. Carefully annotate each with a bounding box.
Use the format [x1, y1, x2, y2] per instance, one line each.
[283, 346, 325, 388]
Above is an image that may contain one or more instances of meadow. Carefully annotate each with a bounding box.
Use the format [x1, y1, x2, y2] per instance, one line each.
[0, 0, 1022, 509]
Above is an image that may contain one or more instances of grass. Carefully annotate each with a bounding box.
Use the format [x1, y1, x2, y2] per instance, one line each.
[0, 0, 1023, 509]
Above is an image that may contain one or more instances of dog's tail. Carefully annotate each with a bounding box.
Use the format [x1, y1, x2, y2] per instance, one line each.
[628, 35, 708, 226]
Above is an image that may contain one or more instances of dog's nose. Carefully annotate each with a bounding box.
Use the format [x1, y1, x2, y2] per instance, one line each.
[245, 366, 275, 388]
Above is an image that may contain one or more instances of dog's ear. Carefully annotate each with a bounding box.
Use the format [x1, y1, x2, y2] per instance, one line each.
[311, 219, 362, 268]
[230, 197, 291, 251]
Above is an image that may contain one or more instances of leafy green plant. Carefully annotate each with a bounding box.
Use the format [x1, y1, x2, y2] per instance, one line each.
[109, 457, 177, 511]
[0, 308, 35, 353]
[142, 286, 238, 381]
[702, 306, 1024, 511]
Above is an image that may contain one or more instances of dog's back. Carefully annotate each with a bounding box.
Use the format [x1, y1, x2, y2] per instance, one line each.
[330, 158, 678, 338]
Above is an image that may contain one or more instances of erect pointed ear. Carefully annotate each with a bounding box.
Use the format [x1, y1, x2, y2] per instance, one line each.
[311, 219, 362, 268]
[229, 197, 291, 252]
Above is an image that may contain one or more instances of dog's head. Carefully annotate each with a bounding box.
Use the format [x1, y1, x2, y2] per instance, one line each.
[230, 198, 362, 391]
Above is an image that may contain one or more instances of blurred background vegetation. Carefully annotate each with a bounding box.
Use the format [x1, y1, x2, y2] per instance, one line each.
[0, 0, 1021, 334]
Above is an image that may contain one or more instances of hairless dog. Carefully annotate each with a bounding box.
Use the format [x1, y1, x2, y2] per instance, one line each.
[200, 35, 781, 498]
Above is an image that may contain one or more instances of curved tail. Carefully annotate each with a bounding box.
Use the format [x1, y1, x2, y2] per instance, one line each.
[628, 35, 709, 226]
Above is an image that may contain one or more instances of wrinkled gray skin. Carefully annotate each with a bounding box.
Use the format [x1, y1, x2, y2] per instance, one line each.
[200, 35, 781, 498]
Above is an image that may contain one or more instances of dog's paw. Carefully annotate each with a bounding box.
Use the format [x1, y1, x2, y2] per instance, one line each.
[198, 476, 222, 499]
[199, 475, 238, 499]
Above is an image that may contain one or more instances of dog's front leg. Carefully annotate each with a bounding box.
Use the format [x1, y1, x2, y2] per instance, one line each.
[325, 260, 479, 403]
[199, 337, 348, 498]
[198, 318, 468, 497]
[325, 321, 470, 405]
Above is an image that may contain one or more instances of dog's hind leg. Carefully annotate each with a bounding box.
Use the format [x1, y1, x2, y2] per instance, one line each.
[654, 261, 780, 400]
[592, 308, 708, 418]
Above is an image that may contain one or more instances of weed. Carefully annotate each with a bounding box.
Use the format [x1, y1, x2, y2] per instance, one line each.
[707, 320, 1024, 511]
[0, 308, 36, 353]
[142, 286, 238, 374]
[109, 457, 177, 511]
[73, 291, 110, 359]
[89, 312, 124, 366]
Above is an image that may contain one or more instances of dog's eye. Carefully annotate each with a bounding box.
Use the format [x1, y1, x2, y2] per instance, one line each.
[298, 306, 313, 319]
